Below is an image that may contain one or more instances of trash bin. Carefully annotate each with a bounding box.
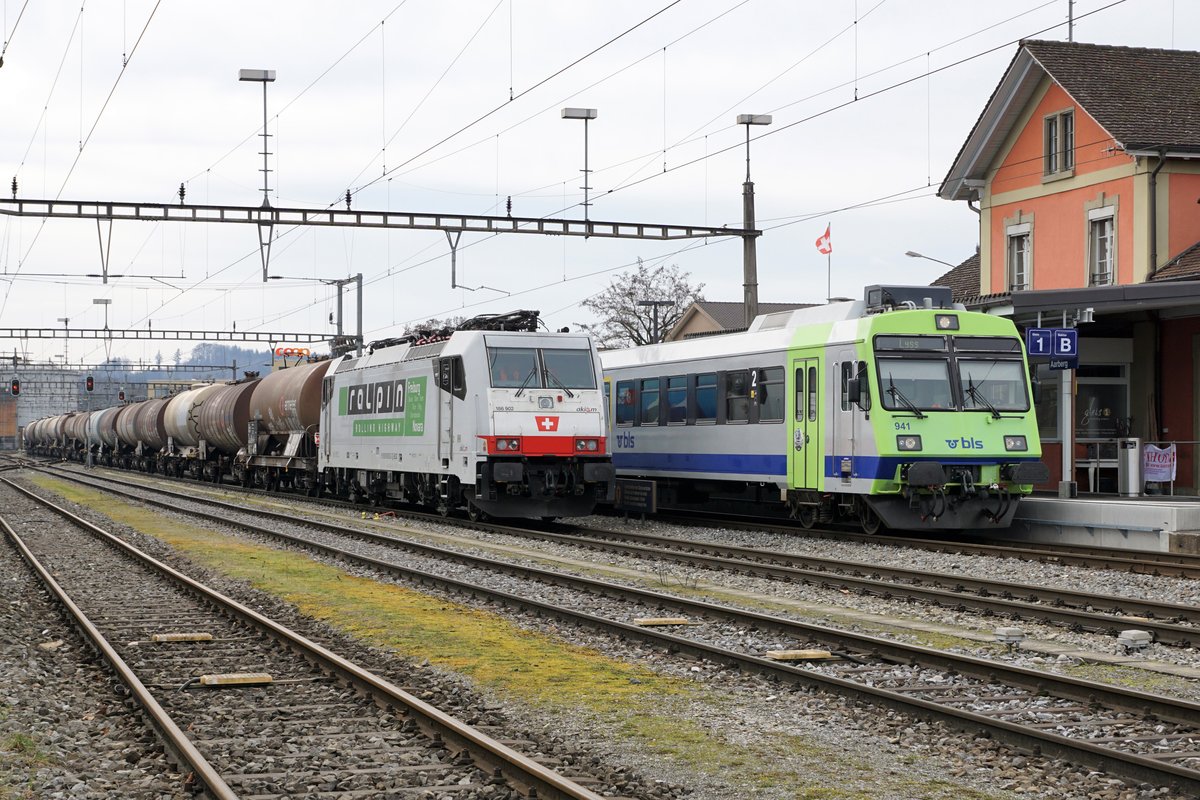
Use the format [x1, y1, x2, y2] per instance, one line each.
[1117, 438, 1143, 497]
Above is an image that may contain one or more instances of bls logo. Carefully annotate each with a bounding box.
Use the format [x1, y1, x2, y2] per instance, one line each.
[615, 431, 636, 449]
[945, 437, 984, 450]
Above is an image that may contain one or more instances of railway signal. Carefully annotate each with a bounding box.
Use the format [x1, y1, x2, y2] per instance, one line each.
[85, 375, 94, 392]
[118, 389, 125, 402]
[9, 378, 18, 396]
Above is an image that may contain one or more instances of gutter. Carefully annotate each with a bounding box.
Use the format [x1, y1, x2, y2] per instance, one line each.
[1145, 149, 1167, 280]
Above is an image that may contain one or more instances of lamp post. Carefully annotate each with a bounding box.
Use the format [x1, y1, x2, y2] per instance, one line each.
[57, 316, 69, 365]
[637, 300, 673, 344]
[561, 108, 598, 225]
[239, 69, 276, 208]
[737, 114, 771, 328]
[904, 251, 956, 269]
[92, 298, 111, 330]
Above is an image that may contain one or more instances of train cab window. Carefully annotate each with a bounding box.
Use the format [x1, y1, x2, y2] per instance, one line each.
[695, 373, 717, 423]
[757, 367, 784, 422]
[725, 371, 750, 423]
[856, 361, 870, 410]
[541, 348, 597, 389]
[667, 376, 687, 424]
[807, 366, 817, 421]
[840, 361, 871, 411]
[878, 359, 954, 411]
[840, 362, 853, 411]
[959, 360, 1029, 412]
[615, 381, 636, 426]
[489, 347, 540, 389]
[640, 378, 660, 425]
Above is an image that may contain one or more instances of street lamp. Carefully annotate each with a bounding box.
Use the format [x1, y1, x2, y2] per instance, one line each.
[239, 69, 276, 208]
[92, 298, 111, 330]
[905, 251, 956, 269]
[637, 300, 673, 344]
[561, 107, 598, 224]
[737, 114, 771, 328]
[57, 316, 69, 365]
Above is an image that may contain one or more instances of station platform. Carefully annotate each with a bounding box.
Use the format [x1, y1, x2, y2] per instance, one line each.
[1008, 494, 1200, 554]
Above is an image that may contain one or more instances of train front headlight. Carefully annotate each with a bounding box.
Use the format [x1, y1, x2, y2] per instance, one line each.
[1004, 435, 1028, 452]
[896, 435, 922, 451]
[575, 438, 600, 452]
[496, 438, 521, 452]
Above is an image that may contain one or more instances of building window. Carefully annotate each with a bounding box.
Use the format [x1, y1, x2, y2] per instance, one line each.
[1044, 110, 1074, 175]
[1088, 210, 1115, 286]
[1006, 223, 1032, 291]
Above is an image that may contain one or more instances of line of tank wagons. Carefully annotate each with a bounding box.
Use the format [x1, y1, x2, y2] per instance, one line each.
[24, 360, 326, 487]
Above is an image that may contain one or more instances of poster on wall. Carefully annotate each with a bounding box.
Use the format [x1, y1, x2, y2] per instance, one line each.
[1074, 384, 1127, 439]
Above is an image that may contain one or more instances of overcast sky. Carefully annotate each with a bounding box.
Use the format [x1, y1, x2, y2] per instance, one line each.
[1, 0, 1195, 366]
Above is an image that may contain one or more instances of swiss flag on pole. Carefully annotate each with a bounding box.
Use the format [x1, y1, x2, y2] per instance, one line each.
[815, 224, 832, 255]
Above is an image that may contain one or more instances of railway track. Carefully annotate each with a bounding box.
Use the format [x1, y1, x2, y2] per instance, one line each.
[651, 509, 1200, 579]
[0, 477, 614, 800]
[39, 462, 1200, 650]
[18, 464, 1200, 796]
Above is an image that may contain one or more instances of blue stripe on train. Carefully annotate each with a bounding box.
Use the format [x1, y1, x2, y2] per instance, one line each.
[612, 452, 1041, 480]
[613, 451, 786, 476]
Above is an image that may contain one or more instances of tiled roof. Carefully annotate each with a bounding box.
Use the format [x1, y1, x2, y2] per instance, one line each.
[1023, 39, 1200, 151]
[1150, 240, 1200, 281]
[692, 301, 813, 330]
[930, 253, 981, 303]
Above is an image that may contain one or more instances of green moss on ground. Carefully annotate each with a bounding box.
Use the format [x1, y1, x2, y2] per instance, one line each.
[26, 475, 1014, 799]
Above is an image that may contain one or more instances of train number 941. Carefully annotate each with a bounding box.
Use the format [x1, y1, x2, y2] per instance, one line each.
[894, 422, 912, 431]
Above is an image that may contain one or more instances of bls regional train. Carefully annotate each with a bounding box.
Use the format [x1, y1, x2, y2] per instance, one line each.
[601, 285, 1050, 533]
[24, 311, 615, 520]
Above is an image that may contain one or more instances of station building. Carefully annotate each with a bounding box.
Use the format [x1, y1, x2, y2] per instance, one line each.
[937, 39, 1200, 495]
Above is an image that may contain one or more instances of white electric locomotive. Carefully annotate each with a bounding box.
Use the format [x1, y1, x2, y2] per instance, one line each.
[319, 310, 615, 519]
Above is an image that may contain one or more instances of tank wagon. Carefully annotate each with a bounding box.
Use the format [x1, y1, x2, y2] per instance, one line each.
[25, 310, 615, 520]
[601, 285, 1049, 533]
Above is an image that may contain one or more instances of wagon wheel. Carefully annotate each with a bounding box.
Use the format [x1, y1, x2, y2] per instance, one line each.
[466, 502, 488, 523]
[796, 505, 817, 530]
[859, 503, 883, 535]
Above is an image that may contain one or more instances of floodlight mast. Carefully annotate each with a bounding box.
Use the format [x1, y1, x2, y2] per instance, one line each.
[737, 114, 771, 328]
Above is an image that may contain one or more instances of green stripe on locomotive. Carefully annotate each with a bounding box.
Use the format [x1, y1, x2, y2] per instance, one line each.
[783, 309, 1042, 497]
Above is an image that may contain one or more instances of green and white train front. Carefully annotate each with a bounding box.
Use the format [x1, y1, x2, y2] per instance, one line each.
[815, 311, 1050, 532]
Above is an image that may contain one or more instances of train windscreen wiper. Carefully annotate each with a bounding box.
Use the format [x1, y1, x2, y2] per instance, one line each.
[513, 368, 538, 397]
[965, 378, 1002, 419]
[886, 375, 927, 419]
[544, 368, 575, 398]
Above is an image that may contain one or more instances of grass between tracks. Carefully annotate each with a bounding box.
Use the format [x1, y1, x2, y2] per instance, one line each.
[28, 475, 1008, 800]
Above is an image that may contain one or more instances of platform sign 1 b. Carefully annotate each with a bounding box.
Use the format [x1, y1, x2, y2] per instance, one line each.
[1049, 328, 1078, 370]
[1025, 328, 1053, 357]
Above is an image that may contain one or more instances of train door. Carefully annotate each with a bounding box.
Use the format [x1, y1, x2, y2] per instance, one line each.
[320, 376, 334, 459]
[790, 357, 820, 490]
[437, 360, 454, 467]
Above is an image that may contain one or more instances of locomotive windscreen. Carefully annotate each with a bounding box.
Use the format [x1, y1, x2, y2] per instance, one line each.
[488, 346, 596, 389]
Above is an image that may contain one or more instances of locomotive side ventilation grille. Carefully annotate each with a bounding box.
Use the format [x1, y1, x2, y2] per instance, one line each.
[402, 341, 448, 362]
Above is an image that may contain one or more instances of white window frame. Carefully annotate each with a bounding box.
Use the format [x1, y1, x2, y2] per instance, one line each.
[1006, 222, 1032, 291]
[1043, 109, 1075, 177]
[1087, 207, 1115, 286]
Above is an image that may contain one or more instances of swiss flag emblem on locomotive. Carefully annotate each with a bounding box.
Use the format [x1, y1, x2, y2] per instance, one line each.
[534, 415, 560, 432]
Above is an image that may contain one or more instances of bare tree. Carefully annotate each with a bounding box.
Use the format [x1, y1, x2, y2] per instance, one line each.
[578, 260, 704, 349]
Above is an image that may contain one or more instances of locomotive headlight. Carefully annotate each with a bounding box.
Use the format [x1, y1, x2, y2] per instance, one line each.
[896, 435, 922, 451]
[538, 396, 554, 409]
[934, 314, 959, 330]
[496, 438, 521, 451]
[1004, 435, 1028, 452]
[575, 438, 599, 451]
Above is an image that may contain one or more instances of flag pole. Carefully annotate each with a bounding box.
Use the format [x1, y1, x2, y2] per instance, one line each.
[826, 222, 831, 302]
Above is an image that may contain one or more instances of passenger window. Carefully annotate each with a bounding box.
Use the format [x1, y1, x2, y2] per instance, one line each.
[667, 376, 687, 424]
[616, 381, 636, 426]
[807, 366, 817, 422]
[695, 373, 717, 423]
[640, 378, 660, 426]
[758, 367, 784, 422]
[726, 371, 750, 423]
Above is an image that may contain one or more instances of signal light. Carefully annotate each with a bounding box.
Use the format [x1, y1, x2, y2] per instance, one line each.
[118, 389, 126, 402]
[9, 378, 18, 396]
[85, 375, 94, 392]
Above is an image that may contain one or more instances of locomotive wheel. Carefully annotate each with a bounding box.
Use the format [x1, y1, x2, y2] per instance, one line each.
[466, 502, 487, 522]
[796, 506, 817, 529]
[859, 503, 882, 535]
